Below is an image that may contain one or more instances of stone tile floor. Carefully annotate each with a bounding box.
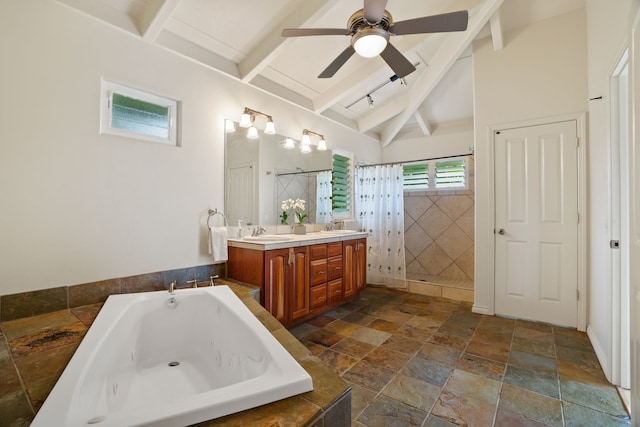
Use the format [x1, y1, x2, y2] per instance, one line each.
[0, 286, 631, 427]
[289, 287, 631, 427]
[0, 303, 103, 426]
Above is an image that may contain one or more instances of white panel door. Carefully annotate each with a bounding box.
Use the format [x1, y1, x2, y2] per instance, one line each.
[226, 164, 254, 226]
[495, 121, 578, 327]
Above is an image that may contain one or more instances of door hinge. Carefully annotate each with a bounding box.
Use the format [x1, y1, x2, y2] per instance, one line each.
[576, 137, 580, 147]
[577, 289, 580, 300]
[577, 213, 580, 223]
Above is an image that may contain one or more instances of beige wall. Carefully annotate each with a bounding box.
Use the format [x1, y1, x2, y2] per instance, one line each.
[0, 0, 379, 296]
[585, 0, 634, 381]
[472, 8, 588, 315]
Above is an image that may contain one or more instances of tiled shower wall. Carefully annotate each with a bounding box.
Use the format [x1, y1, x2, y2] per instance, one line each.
[403, 157, 475, 302]
[276, 173, 318, 224]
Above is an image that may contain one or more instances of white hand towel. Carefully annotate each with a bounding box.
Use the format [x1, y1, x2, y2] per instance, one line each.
[209, 226, 228, 262]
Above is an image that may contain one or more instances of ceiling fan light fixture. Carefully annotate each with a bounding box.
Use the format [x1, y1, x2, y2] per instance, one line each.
[352, 28, 388, 58]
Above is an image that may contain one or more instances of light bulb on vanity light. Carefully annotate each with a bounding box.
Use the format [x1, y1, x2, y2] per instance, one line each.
[284, 138, 295, 149]
[264, 119, 276, 135]
[239, 111, 252, 128]
[225, 119, 236, 133]
[247, 126, 259, 139]
[317, 138, 327, 151]
[300, 143, 312, 154]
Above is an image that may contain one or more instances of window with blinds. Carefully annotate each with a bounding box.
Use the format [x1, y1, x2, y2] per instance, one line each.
[332, 153, 351, 213]
[403, 163, 429, 190]
[100, 79, 178, 146]
[435, 159, 466, 188]
[402, 158, 467, 190]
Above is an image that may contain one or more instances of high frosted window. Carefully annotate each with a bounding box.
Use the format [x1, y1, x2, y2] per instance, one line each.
[100, 80, 178, 145]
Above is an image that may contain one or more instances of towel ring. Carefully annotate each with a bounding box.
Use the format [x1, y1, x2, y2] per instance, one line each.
[207, 208, 228, 228]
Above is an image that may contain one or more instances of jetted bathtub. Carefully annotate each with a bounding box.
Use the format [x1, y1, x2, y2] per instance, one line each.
[31, 285, 313, 427]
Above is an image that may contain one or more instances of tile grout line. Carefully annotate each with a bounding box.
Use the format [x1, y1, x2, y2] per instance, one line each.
[1, 325, 36, 416]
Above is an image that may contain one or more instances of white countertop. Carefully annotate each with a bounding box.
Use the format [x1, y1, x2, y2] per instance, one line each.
[227, 231, 368, 251]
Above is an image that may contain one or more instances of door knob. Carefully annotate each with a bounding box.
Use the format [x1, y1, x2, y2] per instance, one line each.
[498, 228, 506, 235]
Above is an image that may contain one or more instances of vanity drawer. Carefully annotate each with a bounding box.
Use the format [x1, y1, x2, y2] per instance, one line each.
[310, 259, 327, 285]
[327, 256, 343, 280]
[328, 278, 343, 302]
[310, 284, 327, 308]
[309, 244, 328, 260]
[327, 242, 342, 257]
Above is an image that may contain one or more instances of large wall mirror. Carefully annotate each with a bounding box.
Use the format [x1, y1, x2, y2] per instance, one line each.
[225, 122, 333, 226]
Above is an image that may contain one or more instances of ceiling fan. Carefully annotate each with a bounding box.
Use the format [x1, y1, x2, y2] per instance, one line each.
[281, 0, 468, 79]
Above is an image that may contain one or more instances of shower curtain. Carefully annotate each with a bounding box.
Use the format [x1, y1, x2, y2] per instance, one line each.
[316, 170, 332, 224]
[355, 164, 406, 288]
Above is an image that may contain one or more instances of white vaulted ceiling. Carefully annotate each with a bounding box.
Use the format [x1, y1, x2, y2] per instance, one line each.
[57, 0, 585, 146]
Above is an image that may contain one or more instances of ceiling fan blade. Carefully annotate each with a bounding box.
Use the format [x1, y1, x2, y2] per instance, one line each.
[281, 28, 350, 37]
[363, 0, 388, 23]
[318, 46, 356, 78]
[379, 43, 416, 78]
[389, 10, 469, 35]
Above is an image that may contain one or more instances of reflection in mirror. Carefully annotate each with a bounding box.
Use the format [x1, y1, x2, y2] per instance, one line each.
[225, 122, 333, 226]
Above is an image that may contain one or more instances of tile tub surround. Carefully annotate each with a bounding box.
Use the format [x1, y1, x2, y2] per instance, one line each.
[0, 280, 351, 426]
[290, 287, 631, 426]
[0, 264, 225, 322]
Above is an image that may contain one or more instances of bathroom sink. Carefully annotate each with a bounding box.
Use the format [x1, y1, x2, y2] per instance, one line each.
[318, 229, 358, 234]
[243, 234, 294, 242]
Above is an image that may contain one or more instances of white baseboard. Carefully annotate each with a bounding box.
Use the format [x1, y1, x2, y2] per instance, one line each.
[587, 325, 612, 382]
[472, 304, 491, 315]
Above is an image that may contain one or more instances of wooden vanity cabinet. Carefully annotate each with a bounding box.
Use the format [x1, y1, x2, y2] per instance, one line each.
[309, 244, 329, 310]
[228, 237, 366, 327]
[343, 238, 367, 298]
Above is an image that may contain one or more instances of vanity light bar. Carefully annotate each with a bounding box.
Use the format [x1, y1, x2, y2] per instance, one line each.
[239, 107, 276, 135]
[302, 129, 327, 151]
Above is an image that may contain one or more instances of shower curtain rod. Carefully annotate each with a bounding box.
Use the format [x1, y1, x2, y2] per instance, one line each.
[357, 152, 473, 168]
[275, 168, 332, 177]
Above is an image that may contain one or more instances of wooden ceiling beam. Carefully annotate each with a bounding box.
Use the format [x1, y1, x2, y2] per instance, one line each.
[380, 0, 505, 147]
[238, 0, 341, 83]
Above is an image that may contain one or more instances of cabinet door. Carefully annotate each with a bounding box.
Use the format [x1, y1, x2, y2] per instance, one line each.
[264, 249, 288, 324]
[355, 239, 367, 290]
[343, 241, 356, 298]
[289, 247, 310, 322]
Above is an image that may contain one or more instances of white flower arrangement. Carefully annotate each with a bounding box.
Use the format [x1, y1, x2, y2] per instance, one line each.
[280, 198, 307, 224]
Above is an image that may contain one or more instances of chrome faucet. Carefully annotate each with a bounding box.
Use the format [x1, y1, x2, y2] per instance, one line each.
[169, 280, 177, 294]
[186, 279, 198, 288]
[252, 226, 267, 236]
